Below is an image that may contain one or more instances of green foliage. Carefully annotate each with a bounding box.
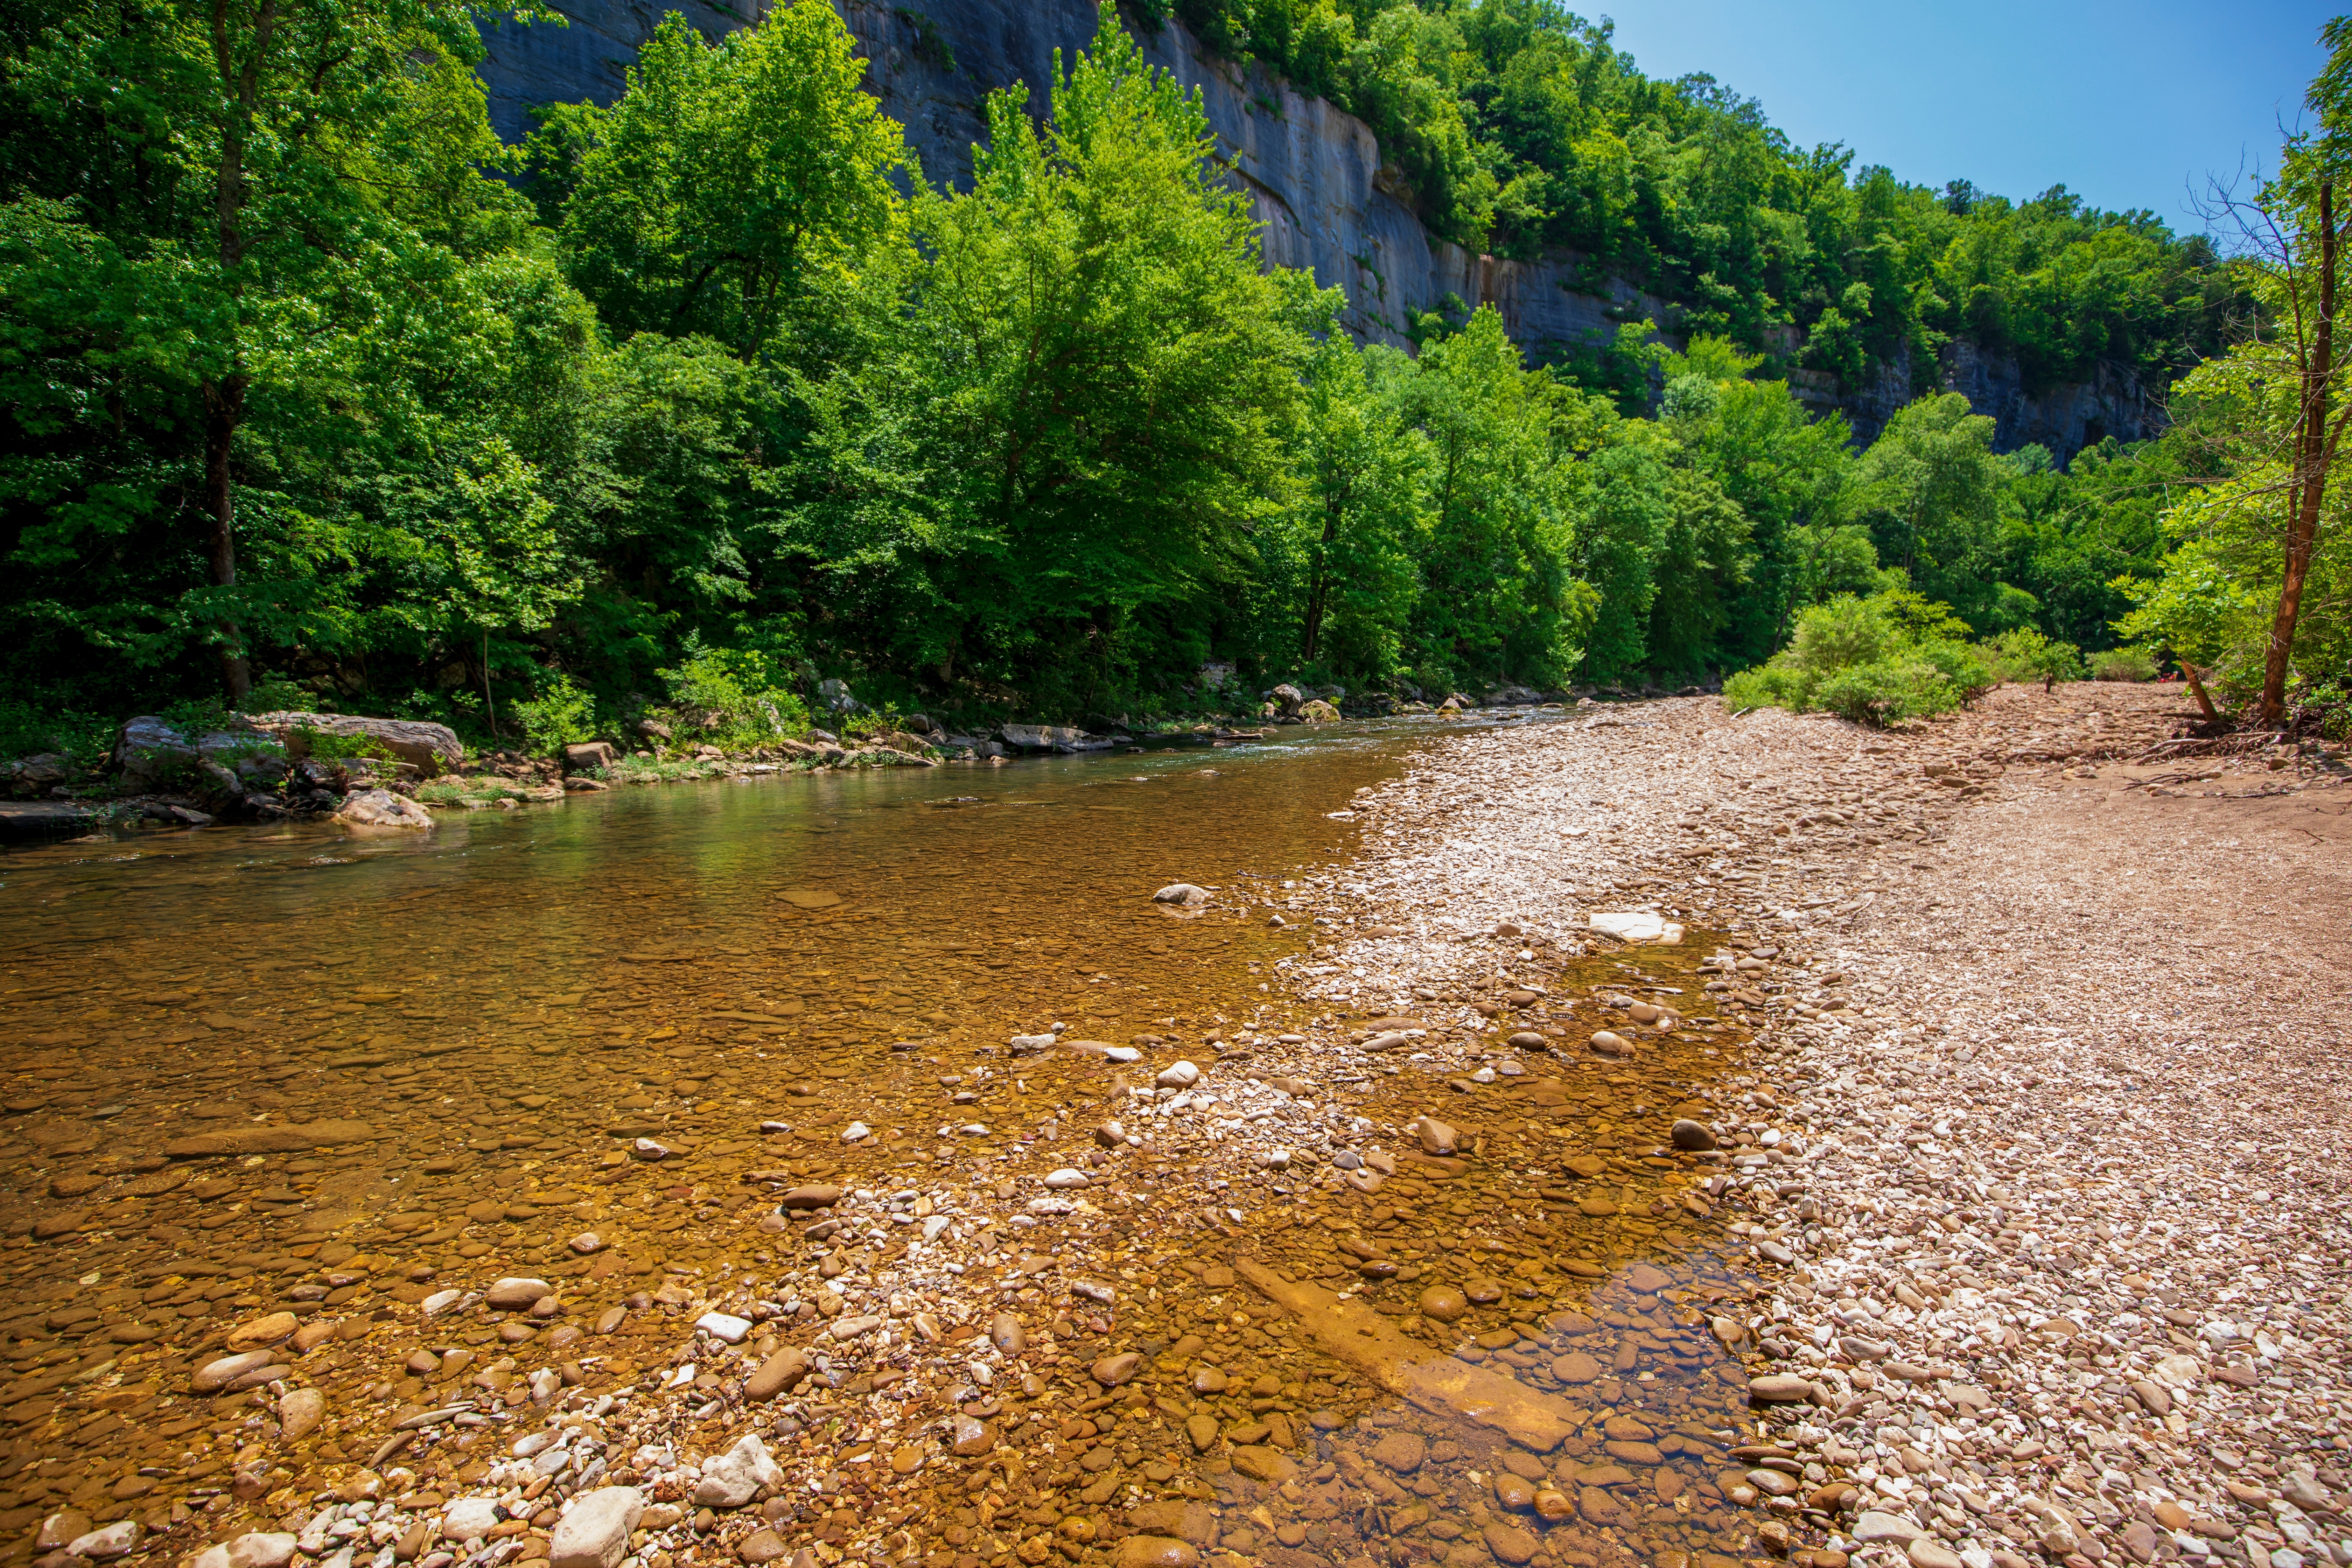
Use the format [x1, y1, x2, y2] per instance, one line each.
[0, 0, 2298, 739]
[653, 645, 811, 751]
[545, 0, 908, 356]
[2088, 645, 2157, 682]
[1978, 627, 2085, 690]
[1723, 591, 1989, 725]
[510, 674, 600, 754]
[298, 728, 399, 764]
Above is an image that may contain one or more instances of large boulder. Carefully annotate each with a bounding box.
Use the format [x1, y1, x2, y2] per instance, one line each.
[1297, 699, 1340, 723]
[115, 718, 287, 790]
[335, 789, 434, 831]
[1000, 723, 1085, 751]
[247, 712, 462, 777]
[562, 741, 619, 774]
[1267, 683, 1305, 717]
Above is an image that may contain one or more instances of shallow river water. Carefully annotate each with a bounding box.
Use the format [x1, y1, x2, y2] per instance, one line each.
[0, 718, 1799, 1568]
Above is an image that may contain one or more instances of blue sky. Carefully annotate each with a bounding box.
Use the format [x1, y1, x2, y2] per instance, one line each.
[1600, 0, 2335, 226]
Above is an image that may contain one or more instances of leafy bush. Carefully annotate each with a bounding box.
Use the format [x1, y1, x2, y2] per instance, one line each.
[651, 647, 812, 752]
[1979, 628, 2086, 691]
[0, 701, 114, 766]
[511, 675, 600, 755]
[299, 727, 400, 764]
[2088, 646, 2158, 682]
[1723, 592, 1990, 726]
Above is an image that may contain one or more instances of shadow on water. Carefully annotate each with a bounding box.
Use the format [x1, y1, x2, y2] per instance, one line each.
[0, 713, 1798, 1568]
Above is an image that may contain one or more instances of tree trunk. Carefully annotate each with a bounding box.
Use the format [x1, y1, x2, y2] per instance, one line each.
[1301, 499, 1341, 665]
[203, 375, 252, 707]
[2182, 660, 2221, 724]
[2261, 179, 2338, 724]
[202, 0, 277, 709]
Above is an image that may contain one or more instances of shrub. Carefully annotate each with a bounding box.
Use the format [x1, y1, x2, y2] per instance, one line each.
[2088, 646, 2158, 682]
[299, 727, 399, 764]
[1980, 628, 2086, 691]
[651, 646, 812, 752]
[1721, 592, 1991, 726]
[512, 675, 600, 755]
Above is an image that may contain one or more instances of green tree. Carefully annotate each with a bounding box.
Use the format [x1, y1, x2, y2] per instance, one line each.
[548, 0, 909, 358]
[1, 0, 528, 705]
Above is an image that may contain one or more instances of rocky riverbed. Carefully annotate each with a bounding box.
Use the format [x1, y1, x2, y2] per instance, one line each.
[2, 685, 2344, 1568]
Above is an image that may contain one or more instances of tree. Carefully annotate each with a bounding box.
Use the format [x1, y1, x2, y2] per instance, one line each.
[2, 0, 532, 705]
[1279, 326, 1426, 677]
[550, 0, 908, 358]
[1856, 392, 2013, 626]
[2186, 15, 2352, 722]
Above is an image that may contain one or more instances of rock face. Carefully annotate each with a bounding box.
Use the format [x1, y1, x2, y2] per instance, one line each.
[247, 711, 463, 776]
[470, 0, 2154, 460]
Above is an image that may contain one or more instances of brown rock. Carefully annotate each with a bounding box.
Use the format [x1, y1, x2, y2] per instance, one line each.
[1091, 1352, 1141, 1387]
[1551, 1353, 1601, 1384]
[1113, 1540, 1198, 1568]
[1126, 1504, 1217, 1546]
[486, 1277, 553, 1311]
[744, 1348, 808, 1400]
[1371, 1432, 1427, 1474]
[737, 1531, 791, 1565]
[1670, 1119, 1717, 1151]
[226, 1312, 298, 1353]
[1414, 1118, 1459, 1155]
[1484, 1522, 1540, 1565]
[1418, 1287, 1469, 1323]
[1226, 1447, 1298, 1485]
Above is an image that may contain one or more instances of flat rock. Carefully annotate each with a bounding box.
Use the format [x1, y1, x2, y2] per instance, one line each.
[485, 1277, 553, 1311]
[743, 1349, 808, 1401]
[549, 1488, 644, 1568]
[225, 1311, 298, 1352]
[1854, 1512, 1926, 1545]
[694, 1435, 781, 1508]
[1227, 1447, 1300, 1484]
[165, 1120, 377, 1157]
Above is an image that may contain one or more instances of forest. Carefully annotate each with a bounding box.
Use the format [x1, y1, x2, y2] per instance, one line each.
[0, 0, 2344, 755]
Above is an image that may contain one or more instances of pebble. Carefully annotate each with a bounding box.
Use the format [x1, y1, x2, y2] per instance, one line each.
[1669, 1118, 1717, 1151]
[1416, 1286, 1468, 1323]
[695, 1311, 753, 1343]
[1483, 1522, 1540, 1565]
[1043, 1168, 1090, 1189]
[951, 1416, 996, 1456]
[277, 1387, 326, 1442]
[1412, 1117, 1458, 1155]
[1090, 1352, 1141, 1386]
[1371, 1432, 1426, 1474]
[441, 1498, 501, 1542]
[1113, 1539, 1198, 1568]
[223, 1311, 297, 1352]
[485, 1276, 552, 1310]
[1156, 1060, 1202, 1088]
[990, 1312, 1027, 1354]
[743, 1348, 808, 1400]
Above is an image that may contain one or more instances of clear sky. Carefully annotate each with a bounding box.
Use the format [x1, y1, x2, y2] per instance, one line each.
[1598, 0, 2336, 226]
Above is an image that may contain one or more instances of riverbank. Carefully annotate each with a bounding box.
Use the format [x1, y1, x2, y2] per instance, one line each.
[1291, 684, 2352, 1568]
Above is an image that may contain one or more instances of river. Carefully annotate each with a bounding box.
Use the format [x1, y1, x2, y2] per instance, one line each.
[0, 715, 1785, 1568]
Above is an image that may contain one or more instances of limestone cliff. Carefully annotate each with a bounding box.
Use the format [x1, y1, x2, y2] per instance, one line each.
[474, 0, 2156, 460]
